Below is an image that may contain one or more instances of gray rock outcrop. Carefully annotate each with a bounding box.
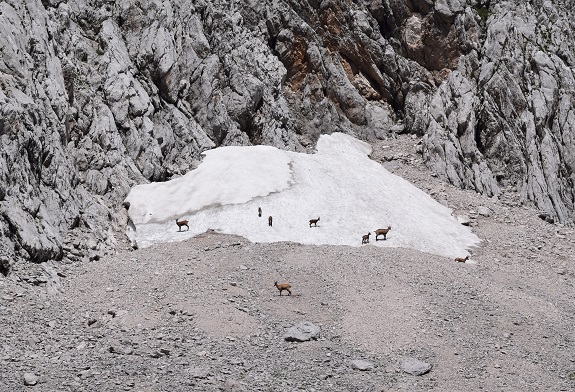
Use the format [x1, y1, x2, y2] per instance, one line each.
[410, 1, 575, 224]
[0, 0, 574, 268]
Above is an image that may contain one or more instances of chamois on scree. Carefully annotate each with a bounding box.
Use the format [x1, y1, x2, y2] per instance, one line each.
[176, 218, 189, 232]
[274, 281, 292, 296]
[454, 256, 469, 263]
[374, 226, 391, 240]
[309, 217, 320, 227]
[362, 232, 371, 244]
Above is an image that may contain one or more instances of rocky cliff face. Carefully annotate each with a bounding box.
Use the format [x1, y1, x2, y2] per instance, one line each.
[0, 0, 573, 270]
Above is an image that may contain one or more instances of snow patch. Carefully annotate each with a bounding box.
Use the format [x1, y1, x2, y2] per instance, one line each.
[125, 133, 481, 258]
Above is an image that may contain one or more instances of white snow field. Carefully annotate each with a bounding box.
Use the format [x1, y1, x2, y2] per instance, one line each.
[124, 133, 481, 258]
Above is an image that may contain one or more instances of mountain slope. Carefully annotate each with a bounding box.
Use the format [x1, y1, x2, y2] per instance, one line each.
[2, 134, 574, 391]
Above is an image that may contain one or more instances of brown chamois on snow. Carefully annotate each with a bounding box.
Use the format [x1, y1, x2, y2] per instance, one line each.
[362, 232, 371, 244]
[258, 207, 262, 217]
[309, 217, 320, 227]
[274, 281, 292, 296]
[176, 219, 189, 232]
[374, 226, 391, 241]
[454, 256, 469, 263]
[268, 216, 273, 227]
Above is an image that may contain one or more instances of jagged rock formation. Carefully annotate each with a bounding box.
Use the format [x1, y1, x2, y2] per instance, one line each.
[0, 0, 573, 268]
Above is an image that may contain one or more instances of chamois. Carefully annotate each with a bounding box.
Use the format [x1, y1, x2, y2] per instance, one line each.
[268, 216, 273, 227]
[309, 217, 320, 227]
[454, 256, 469, 263]
[258, 207, 262, 217]
[362, 232, 371, 244]
[274, 281, 292, 296]
[176, 218, 189, 232]
[374, 226, 391, 241]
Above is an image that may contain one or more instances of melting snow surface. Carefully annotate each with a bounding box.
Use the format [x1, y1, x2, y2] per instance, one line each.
[125, 133, 481, 258]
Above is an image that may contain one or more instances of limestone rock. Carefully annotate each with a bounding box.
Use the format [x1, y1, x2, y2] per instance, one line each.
[401, 357, 432, 376]
[478, 206, 492, 217]
[284, 321, 321, 342]
[222, 379, 247, 392]
[23, 372, 38, 386]
[457, 215, 472, 226]
[350, 359, 375, 371]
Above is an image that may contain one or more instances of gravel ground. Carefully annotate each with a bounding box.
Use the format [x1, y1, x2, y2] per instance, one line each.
[2, 135, 575, 391]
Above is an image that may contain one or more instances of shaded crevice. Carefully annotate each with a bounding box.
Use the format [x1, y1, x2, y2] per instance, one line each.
[242, 92, 264, 145]
[153, 65, 176, 104]
[474, 116, 486, 154]
[0, 259, 9, 276]
[267, 32, 278, 55]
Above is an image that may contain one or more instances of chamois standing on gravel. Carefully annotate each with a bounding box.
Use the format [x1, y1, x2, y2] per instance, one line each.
[274, 281, 292, 296]
[309, 217, 320, 227]
[176, 218, 189, 232]
[268, 216, 273, 227]
[455, 256, 469, 263]
[362, 232, 371, 244]
[374, 226, 391, 241]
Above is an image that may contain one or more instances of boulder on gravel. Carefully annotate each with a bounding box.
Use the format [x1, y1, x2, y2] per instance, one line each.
[478, 206, 492, 217]
[222, 378, 247, 391]
[23, 372, 38, 386]
[350, 359, 375, 371]
[401, 357, 433, 376]
[457, 215, 472, 226]
[283, 321, 321, 342]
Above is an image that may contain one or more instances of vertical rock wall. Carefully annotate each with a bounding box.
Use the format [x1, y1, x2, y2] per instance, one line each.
[386, 0, 575, 222]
